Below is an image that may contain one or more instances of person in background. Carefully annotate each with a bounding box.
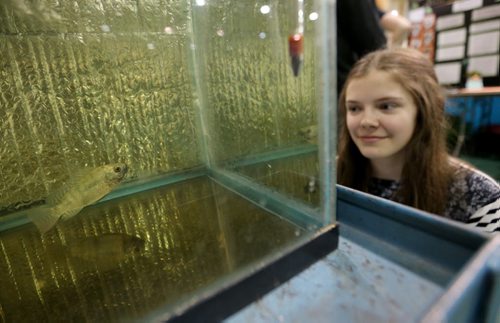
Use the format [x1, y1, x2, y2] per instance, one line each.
[337, 48, 500, 233]
[337, 0, 387, 96]
[379, 11, 412, 48]
[374, 0, 412, 48]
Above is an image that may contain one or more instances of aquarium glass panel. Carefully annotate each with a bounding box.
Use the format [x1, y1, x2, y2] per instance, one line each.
[0, 0, 336, 320]
[191, 0, 336, 224]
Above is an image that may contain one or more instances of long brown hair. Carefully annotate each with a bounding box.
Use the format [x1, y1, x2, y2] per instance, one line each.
[337, 48, 453, 215]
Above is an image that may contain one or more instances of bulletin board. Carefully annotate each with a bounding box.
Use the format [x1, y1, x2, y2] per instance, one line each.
[426, 0, 500, 87]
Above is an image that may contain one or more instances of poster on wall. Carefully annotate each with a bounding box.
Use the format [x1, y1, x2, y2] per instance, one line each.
[408, 13, 437, 61]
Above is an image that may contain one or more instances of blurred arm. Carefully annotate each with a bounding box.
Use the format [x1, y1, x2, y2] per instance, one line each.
[379, 11, 412, 48]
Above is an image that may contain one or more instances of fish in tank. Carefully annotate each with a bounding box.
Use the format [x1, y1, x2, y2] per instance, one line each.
[28, 163, 128, 233]
[43, 233, 145, 271]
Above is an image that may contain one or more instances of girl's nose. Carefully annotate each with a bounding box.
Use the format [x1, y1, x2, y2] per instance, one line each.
[360, 110, 379, 128]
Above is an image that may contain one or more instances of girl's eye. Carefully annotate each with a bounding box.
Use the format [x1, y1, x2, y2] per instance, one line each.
[379, 102, 397, 110]
[347, 106, 360, 113]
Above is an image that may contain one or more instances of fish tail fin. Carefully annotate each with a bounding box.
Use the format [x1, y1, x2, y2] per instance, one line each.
[28, 206, 60, 234]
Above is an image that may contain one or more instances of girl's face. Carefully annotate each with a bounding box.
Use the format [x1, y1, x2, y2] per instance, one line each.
[345, 70, 418, 164]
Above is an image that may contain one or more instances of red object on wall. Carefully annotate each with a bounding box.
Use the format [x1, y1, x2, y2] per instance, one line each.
[288, 33, 304, 77]
[408, 13, 436, 62]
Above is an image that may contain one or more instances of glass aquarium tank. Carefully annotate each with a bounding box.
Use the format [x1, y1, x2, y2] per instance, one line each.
[0, 0, 337, 321]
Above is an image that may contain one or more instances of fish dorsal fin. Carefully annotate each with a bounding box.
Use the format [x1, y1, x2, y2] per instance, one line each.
[46, 168, 95, 206]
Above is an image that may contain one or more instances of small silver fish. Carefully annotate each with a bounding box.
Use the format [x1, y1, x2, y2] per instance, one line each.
[29, 163, 128, 233]
[303, 176, 319, 194]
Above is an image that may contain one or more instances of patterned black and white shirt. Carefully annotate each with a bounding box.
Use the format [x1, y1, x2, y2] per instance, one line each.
[367, 159, 500, 233]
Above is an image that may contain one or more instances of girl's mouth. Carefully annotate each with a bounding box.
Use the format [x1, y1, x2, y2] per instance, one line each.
[358, 136, 386, 143]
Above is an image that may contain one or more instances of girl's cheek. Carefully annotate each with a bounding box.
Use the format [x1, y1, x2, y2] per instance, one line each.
[346, 117, 357, 130]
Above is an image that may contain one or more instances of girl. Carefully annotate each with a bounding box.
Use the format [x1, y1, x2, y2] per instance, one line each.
[337, 48, 500, 233]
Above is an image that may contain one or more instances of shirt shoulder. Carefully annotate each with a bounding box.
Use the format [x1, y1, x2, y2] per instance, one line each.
[467, 198, 500, 233]
[445, 160, 500, 228]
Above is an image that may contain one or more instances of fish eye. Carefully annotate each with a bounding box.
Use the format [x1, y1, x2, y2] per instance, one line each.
[114, 166, 121, 173]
